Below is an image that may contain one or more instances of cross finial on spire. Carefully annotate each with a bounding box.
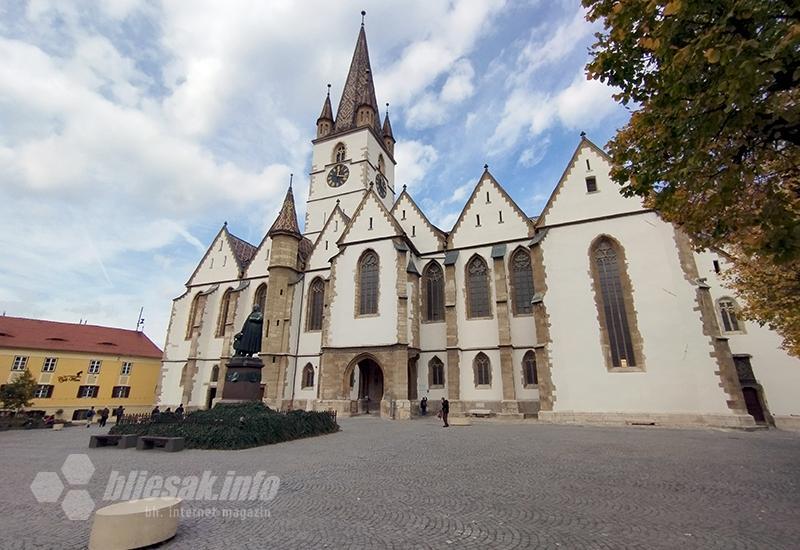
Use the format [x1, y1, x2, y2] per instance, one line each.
[361, 10, 366, 25]
[289, 173, 293, 189]
[580, 131, 586, 137]
[326, 83, 331, 97]
[385, 102, 389, 117]
[484, 163, 489, 171]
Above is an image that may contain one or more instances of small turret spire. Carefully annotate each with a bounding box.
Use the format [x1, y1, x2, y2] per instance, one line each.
[268, 183, 301, 238]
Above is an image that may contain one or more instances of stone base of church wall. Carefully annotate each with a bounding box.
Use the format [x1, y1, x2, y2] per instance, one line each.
[774, 415, 800, 431]
[538, 410, 757, 429]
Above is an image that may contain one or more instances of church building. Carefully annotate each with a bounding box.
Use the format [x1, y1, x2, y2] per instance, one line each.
[157, 20, 800, 429]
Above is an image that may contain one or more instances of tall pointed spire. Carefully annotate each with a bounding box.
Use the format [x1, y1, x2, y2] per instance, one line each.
[333, 14, 381, 134]
[382, 103, 394, 140]
[268, 178, 301, 238]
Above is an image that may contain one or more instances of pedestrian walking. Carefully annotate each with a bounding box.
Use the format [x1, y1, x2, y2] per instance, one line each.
[440, 397, 449, 428]
[99, 407, 110, 427]
[420, 396, 428, 416]
[85, 407, 95, 428]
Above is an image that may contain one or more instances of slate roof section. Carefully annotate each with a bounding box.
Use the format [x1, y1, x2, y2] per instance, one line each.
[334, 24, 381, 134]
[268, 186, 301, 238]
[0, 316, 163, 358]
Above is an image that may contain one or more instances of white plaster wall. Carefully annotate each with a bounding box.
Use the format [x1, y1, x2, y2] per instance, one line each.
[244, 238, 271, 278]
[307, 211, 347, 270]
[417, 351, 448, 401]
[190, 233, 242, 286]
[695, 250, 800, 417]
[512, 347, 540, 400]
[542, 212, 733, 415]
[459, 349, 503, 401]
[449, 176, 531, 249]
[293, 359, 319, 402]
[188, 359, 218, 407]
[328, 239, 399, 347]
[542, 145, 645, 227]
[158, 362, 184, 406]
[452, 246, 500, 349]
[392, 194, 442, 253]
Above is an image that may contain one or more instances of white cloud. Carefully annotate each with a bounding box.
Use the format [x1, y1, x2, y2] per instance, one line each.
[441, 59, 475, 103]
[518, 137, 551, 168]
[394, 140, 439, 190]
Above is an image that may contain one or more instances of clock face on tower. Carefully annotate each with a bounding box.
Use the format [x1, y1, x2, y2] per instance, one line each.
[375, 173, 387, 198]
[327, 164, 349, 187]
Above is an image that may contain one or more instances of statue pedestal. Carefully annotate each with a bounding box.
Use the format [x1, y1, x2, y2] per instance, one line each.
[219, 356, 264, 402]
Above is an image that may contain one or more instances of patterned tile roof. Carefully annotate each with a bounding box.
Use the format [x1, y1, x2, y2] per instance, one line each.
[227, 231, 258, 269]
[0, 316, 163, 358]
[268, 185, 301, 237]
[333, 25, 381, 134]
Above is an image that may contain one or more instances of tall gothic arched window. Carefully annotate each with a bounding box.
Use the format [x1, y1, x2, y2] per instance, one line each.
[429, 356, 445, 387]
[301, 363, 315, 388]
[466, 255, 491, 318]
[358, 250, 379, 315]
[216, 288, 233, 337]
[718, 297, 741, 332]
[423, 262, 444, 322]
[511, 248, 534, 315]
[591, 236, 637, 368]
[307, 278, 325, 331]
[186, 294, 202, 339]
[253, 283, 267, 313]
[522, 351, 538, 386]
[334, 143, 346, 163]
[473, 352, 492, 386]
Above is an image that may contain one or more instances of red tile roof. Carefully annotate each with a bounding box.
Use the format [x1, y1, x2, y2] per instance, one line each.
[0, 316, 163, 359]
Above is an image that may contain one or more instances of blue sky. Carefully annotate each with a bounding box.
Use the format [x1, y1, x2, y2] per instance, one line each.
[0, 0, 630, 344]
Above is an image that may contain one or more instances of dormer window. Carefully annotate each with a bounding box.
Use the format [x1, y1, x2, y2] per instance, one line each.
[334, 143, 346, 163]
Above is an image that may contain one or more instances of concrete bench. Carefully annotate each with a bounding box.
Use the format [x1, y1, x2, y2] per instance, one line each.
[137, 436, 185, 452]
[89, 497, 182, 550]
[89, 434, 138, 449]
[468, 409, 494, 418]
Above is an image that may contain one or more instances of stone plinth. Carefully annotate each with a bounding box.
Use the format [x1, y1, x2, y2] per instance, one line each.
[219, 356, 264, 402]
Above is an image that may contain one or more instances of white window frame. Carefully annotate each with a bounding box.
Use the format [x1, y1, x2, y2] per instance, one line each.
[42, 357, 57, 372]
[12, 356, 28, 371]
[120, 362, 132, 376]
[88, 360, 102, 374]
[34, 385, 53, 398]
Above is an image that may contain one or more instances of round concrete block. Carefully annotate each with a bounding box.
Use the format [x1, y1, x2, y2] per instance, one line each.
[88, 497, 182, 550]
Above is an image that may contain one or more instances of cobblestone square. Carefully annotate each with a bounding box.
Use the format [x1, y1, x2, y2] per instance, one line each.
[1, 417, 799, 549]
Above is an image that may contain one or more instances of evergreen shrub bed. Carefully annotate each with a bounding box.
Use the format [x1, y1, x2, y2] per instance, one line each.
[110, 402, 339, 450]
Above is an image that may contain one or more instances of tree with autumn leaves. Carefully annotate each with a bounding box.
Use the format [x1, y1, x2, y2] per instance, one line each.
[582, 0, 799, 355]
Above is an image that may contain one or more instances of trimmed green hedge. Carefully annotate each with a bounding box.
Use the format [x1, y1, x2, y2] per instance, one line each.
[110, 402, 339, 450]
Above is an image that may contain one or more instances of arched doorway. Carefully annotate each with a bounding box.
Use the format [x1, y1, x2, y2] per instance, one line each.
[356, 358, 383, 413]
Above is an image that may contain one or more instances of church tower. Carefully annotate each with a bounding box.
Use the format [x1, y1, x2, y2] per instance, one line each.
[305, 14, 396, 239]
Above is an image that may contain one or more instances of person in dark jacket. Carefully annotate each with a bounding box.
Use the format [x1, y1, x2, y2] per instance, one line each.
[440, 397, 449, 428]
[99, 407, 110, 427]
[85, 407, 95, 428]
[175, 404, 185, 419]
[420, 396, 428, 416]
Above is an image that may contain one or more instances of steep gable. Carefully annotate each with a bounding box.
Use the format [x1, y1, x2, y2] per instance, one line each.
[307, 205, 350, 270]
[338, 187, 405, 245]
[536, 135, 646, 227]
[448, 168, 534, 249]
[187, 224, 250, 286]
[243, 233, 272, 279]
[391, 187, 446, 253]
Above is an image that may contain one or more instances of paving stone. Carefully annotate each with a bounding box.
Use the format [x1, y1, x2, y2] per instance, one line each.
[1, 418, 799, 549]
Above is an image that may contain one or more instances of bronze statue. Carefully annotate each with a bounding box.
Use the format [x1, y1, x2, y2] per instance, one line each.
[233, 305, 263, 357]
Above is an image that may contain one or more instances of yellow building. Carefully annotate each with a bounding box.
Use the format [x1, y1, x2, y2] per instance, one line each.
[0, 316, 162, 420]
